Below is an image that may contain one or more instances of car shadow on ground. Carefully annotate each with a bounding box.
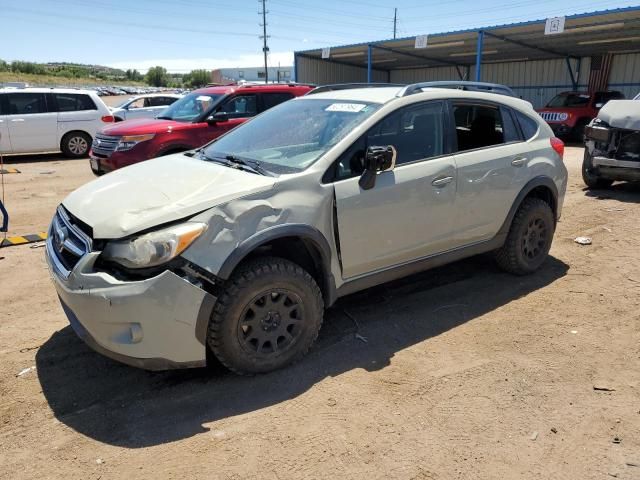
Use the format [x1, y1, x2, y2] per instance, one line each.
[36, 254, 568, 448]
[584, 182, 640, 204]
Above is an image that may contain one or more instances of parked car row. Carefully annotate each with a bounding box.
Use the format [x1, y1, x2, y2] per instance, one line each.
[44, 81, 569, 375]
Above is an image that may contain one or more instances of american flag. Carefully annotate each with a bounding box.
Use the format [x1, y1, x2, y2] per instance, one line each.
[588, 54, 613, 93]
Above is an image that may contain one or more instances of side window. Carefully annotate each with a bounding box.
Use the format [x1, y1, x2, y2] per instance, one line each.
[261, 92, 294, 111]
[218, 94, 258, 118]
[54, 93, 96, 112]
[500, 107, 521, 143]
[129, 98, 146, 109]
[367, 101, 445, 165]
[0, 95, 8, 115]
[333, 101, 445, 180]
[515, 111, 539, 140]
[453, 103, 505, 151]
[153, 97, 177, 106]
[6, 93, 47, 115]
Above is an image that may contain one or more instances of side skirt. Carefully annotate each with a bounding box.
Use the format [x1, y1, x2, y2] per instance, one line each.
[335, 233, 506, 299]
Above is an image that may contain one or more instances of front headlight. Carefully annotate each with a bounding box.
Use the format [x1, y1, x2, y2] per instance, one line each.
[116, 134, 155, 151]
[102, 222, 207, 269]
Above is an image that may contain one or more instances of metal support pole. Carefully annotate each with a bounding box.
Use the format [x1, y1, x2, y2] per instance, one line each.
[367, 44, 373, 83]
[475, 30, 484, 82]
[565, 57, 578, 90]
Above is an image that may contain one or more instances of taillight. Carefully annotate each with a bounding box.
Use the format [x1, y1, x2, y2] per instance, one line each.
[101, 115, 115, 123]
[550, 137, 564, 159]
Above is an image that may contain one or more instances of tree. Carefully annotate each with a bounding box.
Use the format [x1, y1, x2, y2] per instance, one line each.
[187, 69, 210, 88]
[145, 66, 169, 87]
[126, 69, 143, 81]
[0, 59, 8, 72]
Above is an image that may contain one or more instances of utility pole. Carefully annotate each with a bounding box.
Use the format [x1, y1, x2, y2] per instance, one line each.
[393, 7, 397, 39]
[259, 0, 269, 83]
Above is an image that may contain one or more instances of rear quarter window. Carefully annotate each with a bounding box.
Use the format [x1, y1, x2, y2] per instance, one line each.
[54, 93, 97, 112]
[516, 112, 539, 140]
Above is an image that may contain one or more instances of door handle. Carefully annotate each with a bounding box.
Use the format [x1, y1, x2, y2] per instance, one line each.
[511, 156, 528, 166]
[432, 176, 454, 187]
[10, 118, 25, 122]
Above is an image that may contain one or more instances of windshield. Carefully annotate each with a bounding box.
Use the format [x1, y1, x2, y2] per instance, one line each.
[202, 98, 382, 174]
[635, 92, 640, 100]
[547, 93, 590, 108]
[157, 92, 223, 122]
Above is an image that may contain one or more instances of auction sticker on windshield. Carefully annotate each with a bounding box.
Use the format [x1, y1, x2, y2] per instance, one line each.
[325, 103, 367, 113]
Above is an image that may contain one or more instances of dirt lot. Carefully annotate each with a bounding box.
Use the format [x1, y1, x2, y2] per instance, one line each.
[0, 147, 639, 480]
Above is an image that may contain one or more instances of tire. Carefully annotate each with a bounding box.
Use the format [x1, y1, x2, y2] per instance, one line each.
[582, 150, 613, 189]
[61, 132, 91, 158]
[573, 119, 590, 142]
[208, 256, 324, 375]
[495, 198, 555, 276]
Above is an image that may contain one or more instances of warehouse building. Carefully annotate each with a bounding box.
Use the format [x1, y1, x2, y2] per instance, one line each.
[210, 66, 292, 84]
[293, 6, 640, 108]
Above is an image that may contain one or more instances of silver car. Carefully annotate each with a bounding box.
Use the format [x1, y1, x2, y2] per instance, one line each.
[110, 93, 182, 122]
[45, 83, 567, 374]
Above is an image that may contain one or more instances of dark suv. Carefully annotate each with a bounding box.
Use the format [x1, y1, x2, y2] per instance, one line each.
[89, 83, 313, 174]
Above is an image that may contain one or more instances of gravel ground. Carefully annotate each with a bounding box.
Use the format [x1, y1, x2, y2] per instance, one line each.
[0, 146, 639, 480]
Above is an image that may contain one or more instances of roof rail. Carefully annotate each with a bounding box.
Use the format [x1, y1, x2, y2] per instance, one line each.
[306, 82, 405, 95]
[397, 81, 515, 97]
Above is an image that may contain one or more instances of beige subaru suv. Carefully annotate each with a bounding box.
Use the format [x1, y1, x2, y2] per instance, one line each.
[45, 82, 567, 374]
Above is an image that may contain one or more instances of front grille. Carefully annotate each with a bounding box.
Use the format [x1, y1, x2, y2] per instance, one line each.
[539, 112, 567, 123]
[47, 206, 92, 278]
[92, 133, 121, 157]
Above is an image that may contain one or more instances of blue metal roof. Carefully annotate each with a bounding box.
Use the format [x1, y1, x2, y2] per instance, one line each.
[295, 5, 640, 54]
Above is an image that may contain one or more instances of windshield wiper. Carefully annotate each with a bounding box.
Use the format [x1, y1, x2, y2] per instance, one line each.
[201, 152, 271, 176]
[156, 115, 173, 120]
[223, 155, 272, 176]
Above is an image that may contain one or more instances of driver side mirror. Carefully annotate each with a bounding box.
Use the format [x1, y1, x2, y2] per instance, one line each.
[206, 112, 229, 125]
[359, 145, 397, 190]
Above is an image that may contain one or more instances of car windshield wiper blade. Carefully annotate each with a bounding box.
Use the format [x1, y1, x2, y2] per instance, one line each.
[201, 152, 271, 176]
[156, 115, 173, 120]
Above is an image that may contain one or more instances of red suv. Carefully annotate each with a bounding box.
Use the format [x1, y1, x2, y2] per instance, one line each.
[89, 83, 313, 174]
[536, 90, 624, 140]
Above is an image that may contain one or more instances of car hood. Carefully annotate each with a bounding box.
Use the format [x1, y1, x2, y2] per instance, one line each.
[596, 100, 640, 130]
[62, 153, 277, 239]
[100, 118, 192, 136]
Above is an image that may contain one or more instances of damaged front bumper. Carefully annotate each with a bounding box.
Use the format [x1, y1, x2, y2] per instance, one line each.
[45, 247, 215, 370]
[586, 123, 640, 181]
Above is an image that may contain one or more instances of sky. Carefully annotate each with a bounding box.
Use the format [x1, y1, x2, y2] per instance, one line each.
[0, 0, 637, 73]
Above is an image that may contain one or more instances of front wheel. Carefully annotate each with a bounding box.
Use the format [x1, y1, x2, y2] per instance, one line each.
[495, 198, 555, 275]
[61, 132, 91, 158]
[208, 257, 324, 375]
[582, 150, 613, 189]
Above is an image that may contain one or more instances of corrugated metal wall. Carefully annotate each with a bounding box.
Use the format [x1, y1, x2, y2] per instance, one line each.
[390, 66, 461, 83]
[299, 52, 640, 107]
[296, 55, 387, 85]
[609, 53, 640, 99]
[391, 58, 591, 108]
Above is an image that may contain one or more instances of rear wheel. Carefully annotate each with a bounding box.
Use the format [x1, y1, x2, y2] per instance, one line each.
[61, 132, 91, 158]
[582, 150, 613, 189]
[208, 257, 324, 375]
[495, 197, 555, 275]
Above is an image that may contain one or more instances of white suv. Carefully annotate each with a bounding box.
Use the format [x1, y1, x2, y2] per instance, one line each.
[46, 82, 568, 374]
[0, 87, 114, 157]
